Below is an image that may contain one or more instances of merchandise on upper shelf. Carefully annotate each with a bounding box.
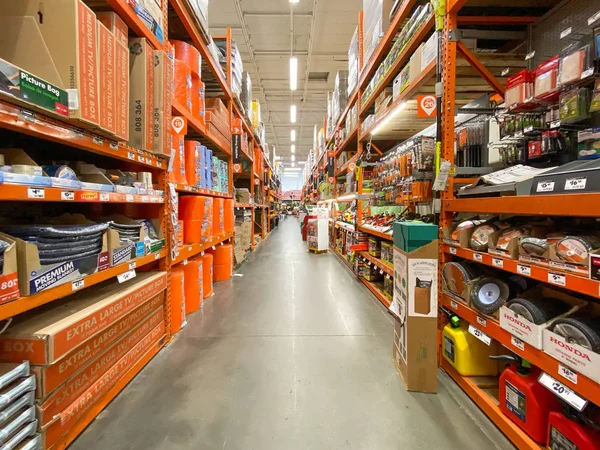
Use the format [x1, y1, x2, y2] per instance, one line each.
[348, 26, 359, 97]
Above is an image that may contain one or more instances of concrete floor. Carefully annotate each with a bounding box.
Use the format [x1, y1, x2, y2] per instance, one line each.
[71, 218, 513, 450]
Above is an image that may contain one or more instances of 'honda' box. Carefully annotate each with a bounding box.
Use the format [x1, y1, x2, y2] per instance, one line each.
[0, 0, 100, 127]
[0, 272, 166, 365]
[129, 38, 154, 151]
[390, 230, 438, 394]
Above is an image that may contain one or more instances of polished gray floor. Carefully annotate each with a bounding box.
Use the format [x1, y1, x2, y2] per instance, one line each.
[72, 217, 513, 450]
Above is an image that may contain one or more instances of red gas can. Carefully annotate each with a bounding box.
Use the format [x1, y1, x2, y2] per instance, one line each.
[495, 357, 561, 443]
[548, 411, 600, 450]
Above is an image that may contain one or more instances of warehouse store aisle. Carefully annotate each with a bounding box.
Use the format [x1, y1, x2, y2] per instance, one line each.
[71, 219, 511, 450]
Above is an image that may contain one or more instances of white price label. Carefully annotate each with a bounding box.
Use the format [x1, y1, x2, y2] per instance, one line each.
[525, 51, 535, 60]
[128, 152, 135, 160]
[477, 316, 487, 327]
[565, 177, 586, 191]
[128, 261, 136, 270]
[517, 264, 531, 276]
[137, 155, 144, 163]
[450, 300, 458, 310]
[538, 372, 587, 412]
[501, 68, 509, 76]
[154, 252, 161, 260]
[468, 324, 491, 345]
[146, 157, 152, 164]
[141, 196, 149, 203]
[548, 272, 566, 286]
[492, 258, 503, 268]
[92, 136, 103, 145]
[550, 120, 560, 129]
[126, 194, 134, 202]
[183, 259, 188, 265]
[379, 269, 384, 275]
[212, 246, 216, 250]
[524, 125, 534, 133]
[511, 336, 525, 351]
[560, 27, 572, 39]
[536, 181, 555, 192]
[367, 261, 372, 266]
[449, 247, 457, 255]
[72, 279, 84, 291]
[61, 191, 75, 201]
[27, 188, 44, 199]
[109, 141, 118, 150]
[100, 193, 110, 202]
[117, 269, 136, 283]
[157, 161, 163, 168]
[473, 253, 483, 262]
[588, 10, 600, 25]
[558, 364, 578, 384]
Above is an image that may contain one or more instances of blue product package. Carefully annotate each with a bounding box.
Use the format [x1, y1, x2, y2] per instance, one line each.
[205, 148, 212, 171]
[204, 169, 212, 190]
[200, 145, 207, 168]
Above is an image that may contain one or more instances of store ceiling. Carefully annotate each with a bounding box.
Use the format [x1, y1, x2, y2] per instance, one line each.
[209, 0, 361, 164]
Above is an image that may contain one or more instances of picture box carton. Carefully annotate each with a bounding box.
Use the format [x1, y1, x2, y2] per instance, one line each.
[390, 238, 439, 393]
[96, 12, 128, 46]
[36, 311, 165, 425]
[31, 301, 164, 398]
[97, 22, 117, 136]
[40, 326, 164, 448]
[0, 272, 166, 365]
[0, 0, 100, 127]
[114, 39, 130, 141]
[153, 48, 173, 156]
[129, 38, 154, 151]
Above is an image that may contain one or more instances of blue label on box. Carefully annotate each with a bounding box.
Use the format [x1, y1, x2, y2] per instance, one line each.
[135, 242, 145, 258]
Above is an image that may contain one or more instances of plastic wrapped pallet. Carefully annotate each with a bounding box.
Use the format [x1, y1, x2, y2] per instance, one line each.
[186, 0, 209, 36]
[348, 26, 359, 97]
[363, 0, 396, 66]
[241, 71, 253, 121]
[332, 70, 349, 124]
[252, 101, 261, 132]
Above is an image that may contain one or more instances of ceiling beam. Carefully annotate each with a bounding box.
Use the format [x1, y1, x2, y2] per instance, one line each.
[244, 12, 312, 18]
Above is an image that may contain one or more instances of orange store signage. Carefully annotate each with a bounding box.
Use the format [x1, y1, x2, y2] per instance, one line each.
[417, 95, 437, 117]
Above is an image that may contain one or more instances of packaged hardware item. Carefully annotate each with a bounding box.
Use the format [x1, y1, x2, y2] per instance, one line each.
[558, 41, 594, 86]
[505, 70, 534, 109]
[560, 88, 591, 123]
[534, 56, 560, 102]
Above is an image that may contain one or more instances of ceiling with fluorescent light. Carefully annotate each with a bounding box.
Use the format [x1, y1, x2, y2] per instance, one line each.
[208, 0, 361, 166]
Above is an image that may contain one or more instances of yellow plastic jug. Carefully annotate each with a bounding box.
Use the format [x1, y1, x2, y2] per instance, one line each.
[442, 317, 499, 376]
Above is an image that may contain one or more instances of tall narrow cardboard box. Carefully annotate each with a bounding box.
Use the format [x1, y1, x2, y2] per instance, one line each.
[96, 11, 128, 46]
[0, 0, 99, 127]
[153, 48, 173, 156]
[115, 40, 130, 141]
[97, 23, 116, 136]
[129, 38, 154, 151]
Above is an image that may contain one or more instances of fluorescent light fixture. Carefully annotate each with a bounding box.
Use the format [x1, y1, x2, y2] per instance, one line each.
[289, 0, 299, 3]
[290, 104, 296, 123]
[291, 144, 295, 153]
[291, 129, 296, 142]
[291, 155, 296, 162]
[372, 102, 407, 136]
[299, 161, 306, 164]
[336, 193, 357, 202]
[292, 162, 296, 167]
[290, 57, 298, 91]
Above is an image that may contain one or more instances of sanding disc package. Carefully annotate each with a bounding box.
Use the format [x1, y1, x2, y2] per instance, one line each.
[555, 235, 600, 264]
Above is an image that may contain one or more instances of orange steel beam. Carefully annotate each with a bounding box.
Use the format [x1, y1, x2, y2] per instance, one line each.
[448, 0, 468, 15]
[457, 41, 505, 97]
[457, 16, 540, 25]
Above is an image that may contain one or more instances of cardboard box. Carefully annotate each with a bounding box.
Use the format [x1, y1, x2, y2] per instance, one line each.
[107, 227, 146, 267]
[0, 272, 166, 365]
[32, 300, 164, 398]
[40, 325, 164, 448]
[500, 286, 586, 350]
[96, 12, 128, 46]
[442, 219, 482, 249]
[409, 44, 424, 83]
[97, 23, 117, 136]
[390, 240, 438, 393]
[543, 303, 600, 383]
[153, 48, 173, 156]
[114, 39, 130, 141]
[5, 227, 109, 297]
[37, 310, 164, 424]
[0, 234, 20, 304]
[421, 31, 438, 72]
[129, 38, 154, 151]
[0, 0, 99, 127]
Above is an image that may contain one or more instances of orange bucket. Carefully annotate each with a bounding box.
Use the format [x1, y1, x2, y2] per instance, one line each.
[172, 40, 201, 77]
[213, 263, 232, 282]
[183, 258, 202, 314]
[175, 220, 184, 248]
[210, 243, 233, 266]
[170, 268, 186, 333]
[212, 198, 224, 236]
[202, 253, 214, 298]
[183, 219, 202, 243]
[197, 79, 206, 127]
[224, 199, 234, 233]
[204, 197, 213, 241]
[191, 75, 200, 120]
[170, 134, 187, 184]
[173, 59, 192, 111]
[179, 196, 205, 220]
[184, 140, 201, 186]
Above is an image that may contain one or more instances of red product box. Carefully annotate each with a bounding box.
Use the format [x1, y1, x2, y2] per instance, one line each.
[31, 300, 164, 398]
[0, 272, 166, 365]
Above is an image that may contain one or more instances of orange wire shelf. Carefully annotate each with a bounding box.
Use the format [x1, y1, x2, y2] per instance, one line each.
[0, 249, 167, 321]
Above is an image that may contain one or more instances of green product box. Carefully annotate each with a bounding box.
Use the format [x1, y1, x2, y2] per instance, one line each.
[0, 58, 69, 118]
[393, 221, 438, 252]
